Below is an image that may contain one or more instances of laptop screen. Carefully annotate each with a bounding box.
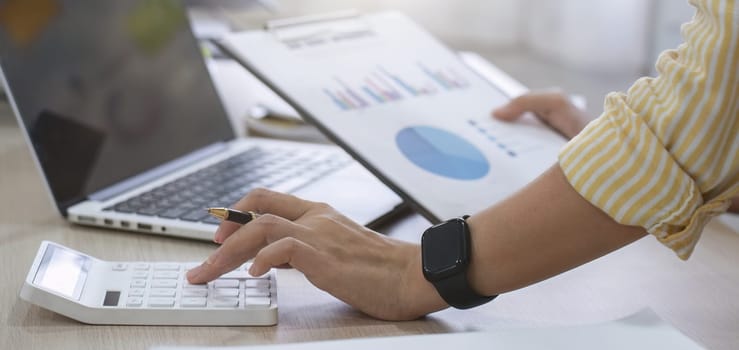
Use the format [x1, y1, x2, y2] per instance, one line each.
[0, 1, 234, 212]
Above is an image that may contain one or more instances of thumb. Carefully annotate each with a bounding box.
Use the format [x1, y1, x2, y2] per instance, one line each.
[492, 90, 571, 121]
[492, 101, 525, 121]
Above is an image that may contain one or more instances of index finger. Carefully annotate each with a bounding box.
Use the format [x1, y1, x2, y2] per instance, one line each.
[213, 188, 313, 243]
[233, 188, 313, 220]
[189, 214, 306, 284]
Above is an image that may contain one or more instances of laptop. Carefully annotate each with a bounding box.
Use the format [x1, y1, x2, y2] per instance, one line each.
[0, 1, 403, 240]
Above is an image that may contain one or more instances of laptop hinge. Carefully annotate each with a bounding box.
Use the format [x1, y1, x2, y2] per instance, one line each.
[88, 142, 229, 202]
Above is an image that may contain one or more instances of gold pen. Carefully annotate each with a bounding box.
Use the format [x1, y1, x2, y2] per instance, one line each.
[206, 207, 259, 225]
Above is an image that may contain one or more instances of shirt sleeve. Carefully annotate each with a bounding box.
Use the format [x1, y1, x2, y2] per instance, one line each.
[558, 0, 739, 259]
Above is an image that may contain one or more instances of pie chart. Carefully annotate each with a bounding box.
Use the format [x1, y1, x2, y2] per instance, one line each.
[396, 126, 489, 180]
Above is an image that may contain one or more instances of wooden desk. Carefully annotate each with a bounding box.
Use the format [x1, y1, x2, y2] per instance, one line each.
[1, 106, 737, 350]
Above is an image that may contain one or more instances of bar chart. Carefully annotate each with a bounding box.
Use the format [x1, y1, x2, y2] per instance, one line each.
[467, 119, 545, 158]
[323, 63, 470, 111]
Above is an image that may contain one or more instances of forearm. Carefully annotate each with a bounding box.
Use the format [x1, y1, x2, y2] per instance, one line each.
[465, 164, 647, 295]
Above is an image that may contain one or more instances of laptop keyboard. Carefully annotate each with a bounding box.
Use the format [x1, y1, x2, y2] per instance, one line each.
[105, 147, 352, 224]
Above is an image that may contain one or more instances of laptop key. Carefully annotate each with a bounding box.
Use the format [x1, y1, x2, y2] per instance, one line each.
[202, 216, 222, 225]
[136, 206, 162, 216]
[158, 208, 189, 219]
[107, 147, 342, 226]
[180, 209, 209, 222]
[113, 204, 135, 213]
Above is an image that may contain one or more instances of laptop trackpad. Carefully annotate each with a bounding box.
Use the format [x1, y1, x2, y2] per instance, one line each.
[292, 164, 403, 226]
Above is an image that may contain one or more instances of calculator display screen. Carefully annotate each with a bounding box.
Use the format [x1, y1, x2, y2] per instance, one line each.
[33, 245, 91, 300]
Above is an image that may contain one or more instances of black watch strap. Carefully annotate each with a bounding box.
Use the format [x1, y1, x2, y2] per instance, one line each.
[433, 266, 497, 309]
[432, 216, 496, 309]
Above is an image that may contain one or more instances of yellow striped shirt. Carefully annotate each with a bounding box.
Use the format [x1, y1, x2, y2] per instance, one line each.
[558, 0, 738, 259]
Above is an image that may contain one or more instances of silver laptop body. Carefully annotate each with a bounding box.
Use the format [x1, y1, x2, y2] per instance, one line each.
[0, 2, 402, 240]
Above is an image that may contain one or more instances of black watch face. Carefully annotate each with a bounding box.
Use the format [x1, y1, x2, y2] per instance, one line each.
[422, 218, 469, 280]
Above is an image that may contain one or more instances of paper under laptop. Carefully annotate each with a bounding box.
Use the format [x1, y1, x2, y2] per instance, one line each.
[0, 2, 403, 240]
[219, 12, 568, 222]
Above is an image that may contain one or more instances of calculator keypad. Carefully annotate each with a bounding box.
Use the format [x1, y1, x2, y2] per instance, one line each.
[114, 263, 272, 309]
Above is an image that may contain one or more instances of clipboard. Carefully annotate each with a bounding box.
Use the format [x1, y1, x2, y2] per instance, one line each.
[219, 11, 567, 222]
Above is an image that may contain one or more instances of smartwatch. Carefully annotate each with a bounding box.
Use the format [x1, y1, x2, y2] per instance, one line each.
[421, 216, 497, 309]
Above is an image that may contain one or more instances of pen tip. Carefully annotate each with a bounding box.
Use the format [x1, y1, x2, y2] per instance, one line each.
[206, 207, 228, 220]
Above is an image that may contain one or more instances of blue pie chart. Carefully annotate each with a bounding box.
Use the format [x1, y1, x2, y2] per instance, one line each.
[396, 126, 489, 180]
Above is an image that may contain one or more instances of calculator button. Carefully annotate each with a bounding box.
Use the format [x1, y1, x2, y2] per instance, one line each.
[126, 297, 143, 307]
[148, 297, 175, 307]
[183, 282, 208, 289]
[180, 297, 207, 308]
[244, 289, 270, 297]
[149, 289, 176, 297]
[213, 288, 239, 297]
[153, 271, 179, 279]
[209, 298, 239, 308]
[153, 263, 180, 271]
[245, 280, 270, 289]
[151, 280, 177, 288]
[112, 263, 128, 271]
[219, 271, 252, 279]
[132, 271, 149, 279]
[133, 263, 150, 270]
[214, 279, 239, 288]
[245, 297, 271, 308]
[182, 289, 208, 297]
[130, 280, 147, 288]
[128, 288, 145, 297]
[184, 263, 200, 270]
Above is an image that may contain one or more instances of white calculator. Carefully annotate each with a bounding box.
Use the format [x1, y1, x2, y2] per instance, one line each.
[20, 241, 278, 326]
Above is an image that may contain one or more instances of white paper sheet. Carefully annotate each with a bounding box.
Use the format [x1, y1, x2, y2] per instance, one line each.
[152, 309, 704, 350]
[219, 12, 567, 222]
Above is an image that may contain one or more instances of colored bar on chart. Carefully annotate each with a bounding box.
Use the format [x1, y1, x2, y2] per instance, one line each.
[345, 88, 369, 107]
[419, 63, 470, 90]
[336, 91, 357, 109]
[324, 89, 350, 110]
[367, 78, 399, 101]
[373, 73, 404, 99]
[419, 63, 451, 89]
[448, 69, 470, 87]
[418, 84, 438, 95]
[362, 86, 385, 103]
[336, 78, 370, 108]
[379, 66, 418, 96]
[438, 71, 460, 88]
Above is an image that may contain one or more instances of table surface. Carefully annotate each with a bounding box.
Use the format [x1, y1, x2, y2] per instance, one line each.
[1, 103, 738, 350]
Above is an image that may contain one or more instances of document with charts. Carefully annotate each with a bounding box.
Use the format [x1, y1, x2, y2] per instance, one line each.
[220, 12, 567, 222]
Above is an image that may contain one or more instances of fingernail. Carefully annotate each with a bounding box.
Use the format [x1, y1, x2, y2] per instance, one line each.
[186, 265, 203, 281]
[213, 228, 224, 244]
[248, 264, 259, 276]
[187, 253, 218, 282]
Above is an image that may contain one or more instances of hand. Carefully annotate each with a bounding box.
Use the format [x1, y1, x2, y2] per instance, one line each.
[186, 188, 448, 320]
[492, 90, 590, 139]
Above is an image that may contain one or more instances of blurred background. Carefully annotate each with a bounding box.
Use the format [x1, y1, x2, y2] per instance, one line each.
[187, 0, 694, 117]
[1, 0, 696, 124]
